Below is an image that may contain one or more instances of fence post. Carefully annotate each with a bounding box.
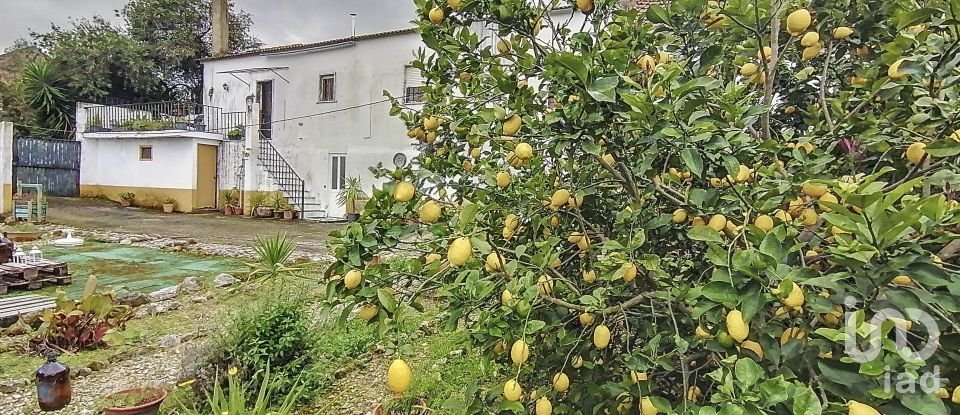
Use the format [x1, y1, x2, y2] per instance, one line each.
[0, 122, 14, 214]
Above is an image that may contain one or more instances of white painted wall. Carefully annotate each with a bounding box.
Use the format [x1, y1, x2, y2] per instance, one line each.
[78, 133, 220, 190]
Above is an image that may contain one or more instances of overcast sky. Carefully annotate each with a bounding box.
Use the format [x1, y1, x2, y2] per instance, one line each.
[0, 0, 418, 51]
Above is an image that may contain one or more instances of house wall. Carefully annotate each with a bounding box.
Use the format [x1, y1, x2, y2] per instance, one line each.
[203, 32, 423, 216]
[78, 133, 222, 212]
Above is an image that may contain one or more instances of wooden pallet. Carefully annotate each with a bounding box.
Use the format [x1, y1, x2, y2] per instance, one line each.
[0, 260, 71, 293]
[0, 294, 55, 327]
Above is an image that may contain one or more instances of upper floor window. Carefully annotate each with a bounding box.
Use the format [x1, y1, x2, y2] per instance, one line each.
[403, 66, 425, 104]
[319, 74, 336, 102]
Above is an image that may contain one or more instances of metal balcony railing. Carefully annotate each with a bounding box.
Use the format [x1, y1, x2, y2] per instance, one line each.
[83, 100, 246, 136]
[258, 138, 305, 214]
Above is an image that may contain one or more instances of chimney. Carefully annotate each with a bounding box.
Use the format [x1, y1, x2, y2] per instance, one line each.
[212, 0, 230, 57]
[350, 13, 357, 37]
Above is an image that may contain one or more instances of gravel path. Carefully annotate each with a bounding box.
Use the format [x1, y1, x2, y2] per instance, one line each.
[0, 347, 182, 414]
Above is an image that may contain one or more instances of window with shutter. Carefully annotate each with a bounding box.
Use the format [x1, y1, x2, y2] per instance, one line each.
[319, 74, 336, 102]
[403, 66, 425, 104]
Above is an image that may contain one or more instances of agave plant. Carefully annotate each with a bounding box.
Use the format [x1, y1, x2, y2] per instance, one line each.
[176, 366, 303, 415]
[20, 60, 73, 137]
[247, 232, 300, 280]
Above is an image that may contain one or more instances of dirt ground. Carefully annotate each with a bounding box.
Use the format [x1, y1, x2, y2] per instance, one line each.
[46, 197, 344, 256]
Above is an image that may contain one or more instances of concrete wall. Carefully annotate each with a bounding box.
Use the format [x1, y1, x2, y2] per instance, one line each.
[0, 122, 13, 213]
[203, 31, 423, 216]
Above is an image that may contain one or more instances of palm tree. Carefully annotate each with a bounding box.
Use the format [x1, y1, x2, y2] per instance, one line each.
[20, 60, 72, 138]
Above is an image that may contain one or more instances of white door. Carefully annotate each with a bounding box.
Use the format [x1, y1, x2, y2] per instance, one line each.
[328, 154, 347, 218]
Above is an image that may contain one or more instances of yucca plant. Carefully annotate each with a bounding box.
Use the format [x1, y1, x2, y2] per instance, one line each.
[336, 177, 368, 215]
[20, 60, 72, 137]
[177, 366, 303, 415]
[247, 233, 300, 280]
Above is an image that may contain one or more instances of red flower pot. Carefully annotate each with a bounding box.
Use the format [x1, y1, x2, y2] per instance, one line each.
[101, 388, 167, 415]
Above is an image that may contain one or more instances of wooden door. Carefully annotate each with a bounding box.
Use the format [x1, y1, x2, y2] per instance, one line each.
[196, 144, 218, 208]
[256, 80, 273, 139]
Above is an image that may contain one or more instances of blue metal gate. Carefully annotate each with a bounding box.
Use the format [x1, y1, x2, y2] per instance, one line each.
[13, 137, 81, 197]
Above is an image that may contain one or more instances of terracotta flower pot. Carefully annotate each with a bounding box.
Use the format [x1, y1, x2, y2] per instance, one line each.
[223, 205, 234, 215]
[120, 200, 132, 207]
[283, 210, 295, 220]
[101, 388, 167, 415]
[162, 204, 174, 213]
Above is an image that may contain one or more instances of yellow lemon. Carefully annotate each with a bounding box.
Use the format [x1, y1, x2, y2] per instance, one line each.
[621, 262, 638, 282]
[583, 269, 597, 283]
[486, 252, 505, 272]
[802, 182, 828, 198]
[636, 54, 657, 74]
[419, 200, 441, 223]
[593, 324, 611, 349]
[800, 208, 819, 227]
[447, 0, 461, 10]
[601, 153, 616, 166]
[802, 44, 822, 60]
[708, 214, 727, 232]
[695, 326, 713, 339]
[503, 114, 522, 136]
[497, 39, 511, 54]
[447, 237, 472, 266]
[847, 400, 881, 415]
[782, 282, 805, 307]
[424, 253, 441, 264]
[496, 171, 511, 188]
[423, 116, 440, 131]
[501, 290, 514, 306]
[358, 304, 378, 321]
[951, 385, 960, 403]
[470, 147, 481, 159]
[726, 309, 749, 342]
[833, 27, 854, 39]
[503, 379, 522, 401]
[344, 269, 363, 289]
[571, 355, 583, 368]
[800, 32, 820, 47]
[891, 275, 914, 286]
[579, 312, 594, 326]
[428, 6, 444, 24]
[888, 58, 908, 80]
[906, 142, 927, 164]
[786, 9, 812, 36]
[757, 46, 772, 61]
[773, 209, 792, 222]
[515, 142, 533, 160]
[510, 339, 530, 365]
[780, 327, 807, 345]
[784, 105, 796, 114]
[386, 359, 412, 394]
[630, 371, 648, 383]
[672, 209, 688, 224]
[740, 340, 764, 359]
[535, 397, 553, 415]
[754, 215, 774, 232]
[735, 164, 752, 182]
[640, 396, 658, 415]
[553, 372, 570, 392]
[740, 62, 759, 77]
[537, 275, 554, 295]
[550, 189, 571, 208]
[575, 0, 594, 13]
[394, 181, 415, 202]
[504, 213, 519, 230]
[691, 217, 706, 227]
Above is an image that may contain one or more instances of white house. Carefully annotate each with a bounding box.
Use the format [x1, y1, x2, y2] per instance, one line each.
[201, 28, 425, 218]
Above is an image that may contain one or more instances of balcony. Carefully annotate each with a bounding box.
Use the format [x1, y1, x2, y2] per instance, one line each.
[80, 100, 246, 138]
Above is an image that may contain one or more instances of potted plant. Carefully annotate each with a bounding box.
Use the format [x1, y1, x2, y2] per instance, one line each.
[279, 201, 296, 220]
[88, 115, 110, 132]
[161, 197, 176, 213]
[98, 387, 167, 415]
[270, 192, 286, 218]
[227, 125, 243, 140]
[220, 189, 239, 215]
[249, 192, 272, 218]
[337, 177, 368, 222]
[172, 115, 188, 130]
[119, 192, 135, 207]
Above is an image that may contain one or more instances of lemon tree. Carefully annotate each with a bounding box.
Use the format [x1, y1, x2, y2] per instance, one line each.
[326, 0, 960, 413]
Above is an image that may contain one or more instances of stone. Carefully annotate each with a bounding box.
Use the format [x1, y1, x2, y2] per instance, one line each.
[212, 273, 239, 288]
[4, 319, 31, 336]
[117, 291, 150, 307]
[134, 300, 180, 318]
[148, 285, 180, 302]
[0, 379, 26, 393]
[87, 360, 109, 371]
[187, 238, 198, 245]
[71, 367, 92, 379]
[190, 293, 214, 303]
[179, 277, 202, 293]
[119, 238, 133, 245]
[3, 217, 16, 226]
[159, 334, 181, 348]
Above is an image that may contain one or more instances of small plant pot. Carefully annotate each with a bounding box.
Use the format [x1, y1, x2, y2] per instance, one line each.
[223, 205, 234, 215]
[254, 206, 273, 218]
[273, 210, 283, 219]
[346, 212, 360, 222]
[101, 388, 167, 415]
[172, 122, 188, 130]
[232, 206, 244, 215]
[120, 200, 132, 207]
[283, 210, 295, 220]
[162, 204, 175, 213]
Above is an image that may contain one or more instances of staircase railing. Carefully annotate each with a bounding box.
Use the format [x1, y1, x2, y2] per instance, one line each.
[258, 138, 305, 215]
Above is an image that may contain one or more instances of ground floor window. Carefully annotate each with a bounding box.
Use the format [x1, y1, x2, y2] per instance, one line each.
[331, 154, 346, 190]
[139, 145, 153, 161]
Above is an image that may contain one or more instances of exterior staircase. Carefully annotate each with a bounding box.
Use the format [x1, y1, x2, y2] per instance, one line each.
[257, 138, 327, 219]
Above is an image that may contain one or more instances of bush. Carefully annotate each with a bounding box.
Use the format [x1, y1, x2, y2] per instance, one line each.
[208, 294, 320, 406]
[326, 0, 960, 413]
[31, 290, 131, 353]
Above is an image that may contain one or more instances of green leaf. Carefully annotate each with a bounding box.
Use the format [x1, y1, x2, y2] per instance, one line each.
[902, 392, 948, 415]
[791, 386, 823, 415]
[524, 320, 547, 334]
[459, 201, 478, 230]
[699, 45, 722, 70]
[759, 376, 790, 405]
[587, 76, 619, 102]
[645, 4, 671, 25]
[925, 139, 960, 157]
[700, 281, 739, 303]
[896, 8, 939, 29]
[681, 148, 704, 177]
[377, 288, 398, 313]
[102, 329, 125, 347]
[688, 226, 722, 243]
[552, 53, 589, 83]
[734, 358, 762, 387]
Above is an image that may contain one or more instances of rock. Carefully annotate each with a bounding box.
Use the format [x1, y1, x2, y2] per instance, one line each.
[0, 379, 26, 393]
[19, 311, 42, 325]
[117, 291, 150, 307]
[187, 238, 198, 245]
[212, 273, 239, 288]
[166, 301, 182, 311]
[134, 300, 180, 318]
[87, 360, 109, 371]
[148, 285, 179, 302]
[119, 238, 133, 245]
[179, 277, 202, 293]
[71, 367, 92, 379]
[159, 334, 181, 348]
[4, 319, 31, 336]
[169, 246, 184, 252]
[191, 293, 214, 303]
[3, 217, 15, 226]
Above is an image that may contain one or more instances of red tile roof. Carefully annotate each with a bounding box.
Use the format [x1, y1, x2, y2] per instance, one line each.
[201, 28, 418, 62]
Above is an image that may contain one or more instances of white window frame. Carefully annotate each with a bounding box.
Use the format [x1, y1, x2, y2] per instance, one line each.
[403, 65, 425, 104]
[330, 154, 347, 190]
[318, 73, 336, 103]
